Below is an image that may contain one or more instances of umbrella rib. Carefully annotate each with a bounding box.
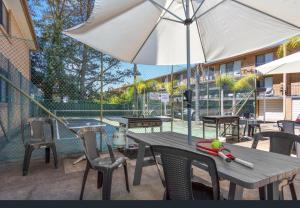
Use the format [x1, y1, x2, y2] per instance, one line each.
[231, 0, 300, 30]
[162, 17, 184, 24]
[191, 1, 207, 62]
[194, 0, 227, 21]
[131, 0, 177, 63]
[191, 0, 206, 21]
[147, 0, 184, 22]
[181, 0, 187, 19]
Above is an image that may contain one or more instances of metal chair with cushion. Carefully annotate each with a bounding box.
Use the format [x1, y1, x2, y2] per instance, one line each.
[151, 145, 220, 200]
[79, 127, 130, 200]
[252, 132, 300, 200]
[21, 117, 58, 176]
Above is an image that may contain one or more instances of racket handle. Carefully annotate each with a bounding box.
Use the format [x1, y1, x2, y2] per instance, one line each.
[218, 151, 231, 162]
[234, 158, 254, 169]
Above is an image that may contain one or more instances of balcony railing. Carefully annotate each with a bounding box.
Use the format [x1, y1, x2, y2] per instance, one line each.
[291, 83, 300, 96]
[258, 83, 300, 97]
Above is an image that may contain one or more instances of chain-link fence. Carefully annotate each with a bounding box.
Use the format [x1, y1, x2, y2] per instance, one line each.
[0, 35, 256, 163]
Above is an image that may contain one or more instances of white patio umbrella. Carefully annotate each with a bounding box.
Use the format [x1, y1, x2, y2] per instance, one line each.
[256, 51, 300, 121]
[64, 0, 300, 144]
[256, 51, 300, 75]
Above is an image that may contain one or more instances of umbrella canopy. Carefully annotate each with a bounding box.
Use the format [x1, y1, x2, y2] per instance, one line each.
[256, 51, 300, 75]
[65, 0, 300, 65]
[65, 0, 300, 144]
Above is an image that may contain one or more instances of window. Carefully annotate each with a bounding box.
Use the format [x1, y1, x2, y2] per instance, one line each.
[0, 0, 9, 33]
[220, 60, 241, 76]
[256, 53, 274, 66]
[205, 67, 215, 80]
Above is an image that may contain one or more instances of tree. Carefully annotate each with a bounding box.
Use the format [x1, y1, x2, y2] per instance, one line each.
[216, 74, 255, 115]
[29, 0, 134, 103]
[30, 0, 79, 100]
[277, 36, 300, 58]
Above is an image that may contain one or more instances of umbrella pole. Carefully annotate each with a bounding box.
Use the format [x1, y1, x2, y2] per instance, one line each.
[186, 0, 192, 145]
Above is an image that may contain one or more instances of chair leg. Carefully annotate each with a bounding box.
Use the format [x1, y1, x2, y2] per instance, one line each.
[102, 171, 113, 200]
[23, 145, 30, 176]
[97, 171, 103, 189]
[259, 186, 266, 200]
[248, 125, 252, 137]
[25, 146, 33, 176]
[289, 183, 297, 200]
[258, 125, 262, 133]
[123, 161, 130, 192]
[45, 147, 50, 164]
[79, 163, 90, 200]
[51, 144, 58, 169]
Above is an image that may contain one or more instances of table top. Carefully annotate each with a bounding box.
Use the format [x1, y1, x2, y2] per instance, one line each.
[203, 116, 239, 119]
[127, 132, 300, 189]
[106, 116, 172, 124]
[64, 119, 106, 131]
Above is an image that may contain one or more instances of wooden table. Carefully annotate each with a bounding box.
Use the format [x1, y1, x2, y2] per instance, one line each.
[127, 132, 300, 200]
[202, 116, 240, 141]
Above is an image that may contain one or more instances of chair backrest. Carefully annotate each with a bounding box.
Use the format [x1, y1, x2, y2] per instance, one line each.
[252, 132, 300, 155]
[243, 112, 250, 119]
[21, 117, 54, 144]
[79, 127, 115, 164]
[277, 120, 295, 134]
[152, 145, 220, 200]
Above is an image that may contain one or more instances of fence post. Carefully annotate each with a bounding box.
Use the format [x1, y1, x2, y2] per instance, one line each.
[7, 59, 12, 140]
[19, 71, 23, 136]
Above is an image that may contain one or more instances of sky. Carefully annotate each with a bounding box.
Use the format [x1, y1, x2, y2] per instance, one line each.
[122, 63, 186, 81]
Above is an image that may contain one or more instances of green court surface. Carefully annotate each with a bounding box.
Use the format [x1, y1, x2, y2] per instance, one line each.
[0, 118, 218, 162]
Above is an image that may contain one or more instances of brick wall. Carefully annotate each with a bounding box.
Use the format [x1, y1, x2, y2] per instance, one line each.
[0, 10, 30, 80]
[0, 7, 32, 139]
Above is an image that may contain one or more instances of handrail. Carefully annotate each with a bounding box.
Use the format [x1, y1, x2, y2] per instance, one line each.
[0, 74, 67, 126]
[236, 89, 255, 116]
[227, 89, 255, 116]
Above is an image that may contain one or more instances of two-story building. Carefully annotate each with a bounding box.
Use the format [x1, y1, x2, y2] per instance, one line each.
[0, 0, 38, 138]
[111, 43, 300, 122]
[200, 45, 300, 121]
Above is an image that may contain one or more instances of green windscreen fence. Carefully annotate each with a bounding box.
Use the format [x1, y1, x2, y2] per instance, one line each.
[0, 35, 256, 163]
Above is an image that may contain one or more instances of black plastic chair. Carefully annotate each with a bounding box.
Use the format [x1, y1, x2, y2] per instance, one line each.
[252, 132, 300, 200]
[151, 145, 220, 200]
[21, 117, 58, 176]
[79, 127, 130, 200]
[277, 120, 295, 134]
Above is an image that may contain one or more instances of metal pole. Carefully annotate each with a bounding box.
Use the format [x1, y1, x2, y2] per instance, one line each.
[195, 64, 200, 123]
[186, 0, 192, 145]
[171, 66, 174, 132]
[254, 72, 257, 119]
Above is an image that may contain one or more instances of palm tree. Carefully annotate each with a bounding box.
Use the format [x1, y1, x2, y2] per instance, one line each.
[216, 74, 255, 115]
[277, 36, 300, 58]
[277, 36, 300, 119]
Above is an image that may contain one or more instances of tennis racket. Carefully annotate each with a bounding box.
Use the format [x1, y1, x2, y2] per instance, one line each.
[196, 140, 254, 169]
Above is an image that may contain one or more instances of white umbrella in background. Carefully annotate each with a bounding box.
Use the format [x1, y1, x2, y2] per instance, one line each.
[256, 51, 300, 75]
[256, 51, 300, 129]
[65, 0, 300, 144]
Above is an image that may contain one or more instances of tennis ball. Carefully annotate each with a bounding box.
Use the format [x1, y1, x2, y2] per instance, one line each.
[211, 140, 222, 149]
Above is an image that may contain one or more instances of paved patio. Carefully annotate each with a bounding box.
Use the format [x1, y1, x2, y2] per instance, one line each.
[0, 122, 299, 200]
[0, 145, 299, 200]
